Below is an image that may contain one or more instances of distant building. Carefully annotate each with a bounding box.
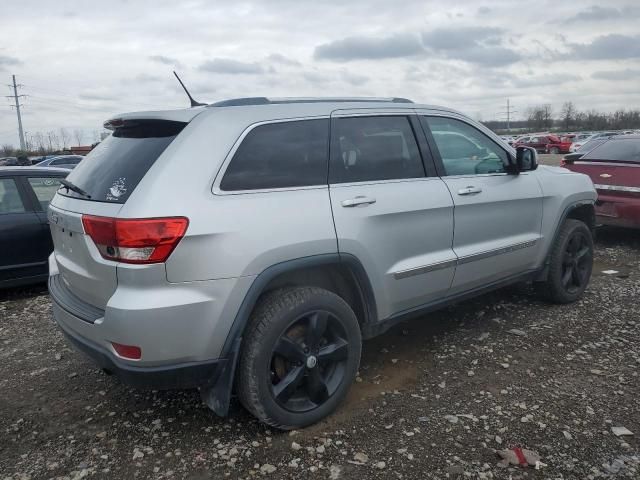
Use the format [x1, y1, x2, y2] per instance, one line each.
[70, 145, 93, 155]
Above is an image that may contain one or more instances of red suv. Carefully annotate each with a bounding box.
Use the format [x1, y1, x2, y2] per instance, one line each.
[546, 135, 574, 154]
[514, 134, 560, 153]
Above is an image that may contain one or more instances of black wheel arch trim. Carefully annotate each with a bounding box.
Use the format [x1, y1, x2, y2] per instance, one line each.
[220, 253, 377, 359]
[535, 200, 595, 281]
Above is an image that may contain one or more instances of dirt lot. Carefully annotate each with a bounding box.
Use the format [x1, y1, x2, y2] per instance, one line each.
[2, 221, 639, 478]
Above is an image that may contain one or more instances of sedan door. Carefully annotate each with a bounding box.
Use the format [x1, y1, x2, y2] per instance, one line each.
[419, 114, 543, 294]
[328, 112, 456, 320]
[0, 177, 46, 283]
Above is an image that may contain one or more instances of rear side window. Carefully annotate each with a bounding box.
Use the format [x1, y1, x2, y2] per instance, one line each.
[59, 120, 185, 203]
[220, 119, 329, 191]
[583, 138, 640, 162]
[330, 116, 424, 183]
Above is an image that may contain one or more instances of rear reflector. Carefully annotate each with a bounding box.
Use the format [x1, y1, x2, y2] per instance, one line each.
[112, 342, 142, 360]
[82, 215, 188, 264]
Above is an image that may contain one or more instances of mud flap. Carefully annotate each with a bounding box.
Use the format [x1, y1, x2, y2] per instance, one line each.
[200, 337, 241, 416]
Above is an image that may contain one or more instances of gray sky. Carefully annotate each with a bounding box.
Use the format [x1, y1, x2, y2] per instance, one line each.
[1, 0, 639, 148]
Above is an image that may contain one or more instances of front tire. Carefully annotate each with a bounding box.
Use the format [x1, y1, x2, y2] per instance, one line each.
[237, 287, 361, 429]
[550, 147, 560, 154]
[538, 219, 593, 304]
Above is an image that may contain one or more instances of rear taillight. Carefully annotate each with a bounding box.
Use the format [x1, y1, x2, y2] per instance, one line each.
[81, 215, 189, 264]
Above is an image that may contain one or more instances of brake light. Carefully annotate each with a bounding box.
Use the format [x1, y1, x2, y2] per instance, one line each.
[81, 215, 189, 264]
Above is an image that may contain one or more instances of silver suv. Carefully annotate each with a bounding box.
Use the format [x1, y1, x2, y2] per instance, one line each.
[48, 97, 596, 429]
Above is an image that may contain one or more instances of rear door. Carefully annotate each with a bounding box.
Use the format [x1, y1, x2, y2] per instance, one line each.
[328, 111, 456, 319]
[49, 119, 185, 308]
[0, 176, 46, 282]
[419, 114, 543, 294]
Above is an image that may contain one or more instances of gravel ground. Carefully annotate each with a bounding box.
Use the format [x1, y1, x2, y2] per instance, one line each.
[1, 226, 639, 480]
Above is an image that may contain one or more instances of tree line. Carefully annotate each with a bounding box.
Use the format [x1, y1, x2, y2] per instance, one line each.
[1, 128, 105, 157]
[484, 102, 640, 133]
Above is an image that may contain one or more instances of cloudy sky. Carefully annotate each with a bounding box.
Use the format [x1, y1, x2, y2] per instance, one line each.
[1, 0, 639, 148]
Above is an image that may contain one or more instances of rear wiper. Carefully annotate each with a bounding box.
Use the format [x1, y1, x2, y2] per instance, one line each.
[60, 179, 91, 199]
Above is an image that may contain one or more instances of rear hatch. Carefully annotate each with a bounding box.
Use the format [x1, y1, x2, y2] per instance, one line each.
[49, 119, 187, 308]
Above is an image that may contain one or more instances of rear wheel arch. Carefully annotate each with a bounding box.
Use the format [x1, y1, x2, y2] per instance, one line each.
[220, 254, 377, 359]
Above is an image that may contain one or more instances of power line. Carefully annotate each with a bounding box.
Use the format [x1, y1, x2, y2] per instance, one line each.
[4, 75, 26, 150]
[498, 98, 517, 132]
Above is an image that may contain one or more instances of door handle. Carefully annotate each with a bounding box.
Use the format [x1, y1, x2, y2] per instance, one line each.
[457, 186, 482, 195]
[341, 196, 377, 207]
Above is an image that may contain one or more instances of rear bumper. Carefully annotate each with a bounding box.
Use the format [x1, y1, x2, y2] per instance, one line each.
[56, 309, 226, 389]
[595, 192, 640, 228]
[47, 267, 250, 390]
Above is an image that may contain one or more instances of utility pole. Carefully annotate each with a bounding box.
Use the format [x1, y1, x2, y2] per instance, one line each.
[8, 75, 26, 150]
[499, 98, 517, 132]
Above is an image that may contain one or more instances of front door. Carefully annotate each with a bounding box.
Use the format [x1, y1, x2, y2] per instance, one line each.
[419, 114, 543, 294]
[328, 112, 456, 320]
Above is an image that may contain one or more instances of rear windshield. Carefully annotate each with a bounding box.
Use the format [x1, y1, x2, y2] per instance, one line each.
[59, 120, 185, 203]
[583, 138, 640, 163]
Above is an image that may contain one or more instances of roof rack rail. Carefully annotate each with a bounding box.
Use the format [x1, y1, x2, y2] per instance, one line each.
[208, 97, 414, 107]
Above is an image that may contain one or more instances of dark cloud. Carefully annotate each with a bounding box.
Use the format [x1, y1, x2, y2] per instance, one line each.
[199, 58, 264, 74]
[0, 55, 21, 70]
[314, 33, 424, 61]
[477, 6, 491, 15]
[564, 5, 640, 23]
[266, 53, 301, 67]
[149, 55, 181, 66]
[570, 34, 640, 60]
[421, 27, 521, 67]
[511, 73, 580, 88]
[592, 69, 640, 81]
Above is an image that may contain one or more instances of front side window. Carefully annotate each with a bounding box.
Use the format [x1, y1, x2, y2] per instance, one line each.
[422, 116, 508, 176]
[330, 116, 424, 183]
[0, 178, 26, 214]
[220, 119, 329, 191]
[28, 177, 63, 210]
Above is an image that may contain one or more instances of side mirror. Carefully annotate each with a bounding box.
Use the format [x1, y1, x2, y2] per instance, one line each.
[515, 146, 538, 172]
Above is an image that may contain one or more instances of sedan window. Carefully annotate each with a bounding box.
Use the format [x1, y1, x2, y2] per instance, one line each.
[28, 177, 63, 210]
[0, 178, 26, 214]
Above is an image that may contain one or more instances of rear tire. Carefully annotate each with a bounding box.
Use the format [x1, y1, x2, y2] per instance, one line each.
[537, 219, 593, 304]
[237, 287, 361, 430]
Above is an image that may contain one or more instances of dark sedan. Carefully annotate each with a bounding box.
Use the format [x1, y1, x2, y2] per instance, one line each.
[0, 166, 69, 288]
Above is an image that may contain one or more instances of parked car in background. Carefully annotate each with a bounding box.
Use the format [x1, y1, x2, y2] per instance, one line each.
[36, 155, 83, 169]
[515, 134, 560, 153]
[545, 135, 574, 154]
[0, 157, 18, 166]
[0, 167, 69, 288]
[48, 97, 596, 429]
[563, 135, 640, 228]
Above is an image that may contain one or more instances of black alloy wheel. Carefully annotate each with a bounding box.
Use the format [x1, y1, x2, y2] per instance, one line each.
[560, 231, 592, 294]
[270, 310, 349, 412]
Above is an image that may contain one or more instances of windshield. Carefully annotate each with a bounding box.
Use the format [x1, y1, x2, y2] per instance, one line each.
[577, 138, 606, 153]
[583, 138, 640, 163]
[58, 120, 185, 203]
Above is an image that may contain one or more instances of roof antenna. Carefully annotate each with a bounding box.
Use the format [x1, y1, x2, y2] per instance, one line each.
[173, 71, 206, 107]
